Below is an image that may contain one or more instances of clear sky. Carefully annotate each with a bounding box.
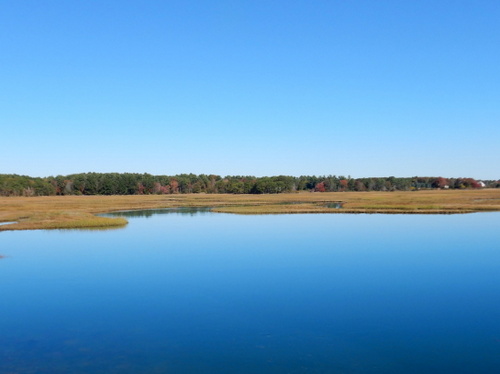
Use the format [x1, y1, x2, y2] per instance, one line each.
[1, 0, 499, 179]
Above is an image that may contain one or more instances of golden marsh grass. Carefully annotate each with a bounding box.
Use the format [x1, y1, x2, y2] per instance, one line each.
[0, 189, 499, 231]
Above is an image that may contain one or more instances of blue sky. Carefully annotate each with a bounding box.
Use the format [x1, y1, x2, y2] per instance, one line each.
[1, 0, 499, 179]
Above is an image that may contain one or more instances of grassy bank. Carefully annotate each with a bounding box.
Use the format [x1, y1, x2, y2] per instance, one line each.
[1, 189, 499, 231]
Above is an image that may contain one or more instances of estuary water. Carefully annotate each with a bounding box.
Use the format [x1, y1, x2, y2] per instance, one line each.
[1, 210, 499, 373]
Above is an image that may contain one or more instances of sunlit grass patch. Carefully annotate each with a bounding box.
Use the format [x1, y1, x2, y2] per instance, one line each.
[37, 216, 128, 230]
[1, 211, 127, 231]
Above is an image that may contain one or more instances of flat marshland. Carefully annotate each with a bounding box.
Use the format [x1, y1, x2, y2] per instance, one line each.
[1, 189, 499, 231]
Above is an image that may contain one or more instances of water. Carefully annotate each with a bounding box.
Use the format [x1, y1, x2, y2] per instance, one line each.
[0, 222, 16, 226]
[1, 210, 499, 373]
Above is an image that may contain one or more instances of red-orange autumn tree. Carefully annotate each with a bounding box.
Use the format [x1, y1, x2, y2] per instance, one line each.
[315, 182, 326, 192]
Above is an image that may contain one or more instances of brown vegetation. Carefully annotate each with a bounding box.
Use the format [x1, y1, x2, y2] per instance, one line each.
[0, 189, 499, 231]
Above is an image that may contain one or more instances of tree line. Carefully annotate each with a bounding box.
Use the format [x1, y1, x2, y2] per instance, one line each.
[1, 173, 498, 197]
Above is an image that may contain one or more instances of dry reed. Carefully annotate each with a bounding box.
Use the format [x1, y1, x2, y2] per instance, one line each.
[1, 189, 499, 231]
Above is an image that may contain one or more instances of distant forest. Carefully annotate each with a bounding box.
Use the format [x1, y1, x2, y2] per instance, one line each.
[1, 173, 499, 197]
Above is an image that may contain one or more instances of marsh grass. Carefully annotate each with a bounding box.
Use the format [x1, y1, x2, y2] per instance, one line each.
[1, 189, 499, 231]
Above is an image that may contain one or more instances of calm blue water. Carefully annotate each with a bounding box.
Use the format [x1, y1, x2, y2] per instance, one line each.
[1, 210, 499, 373]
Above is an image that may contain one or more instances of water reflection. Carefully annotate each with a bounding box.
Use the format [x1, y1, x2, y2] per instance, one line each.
[55, 226, 125, 233]
[103, 207, 213, 218]
[325, 202, 343, 209]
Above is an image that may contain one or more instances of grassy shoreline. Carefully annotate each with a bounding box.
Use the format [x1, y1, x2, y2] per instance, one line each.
[1, 189, 499, 231]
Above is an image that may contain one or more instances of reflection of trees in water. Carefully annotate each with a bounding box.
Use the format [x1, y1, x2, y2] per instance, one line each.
[325, 202, 344, 209]
[105, 207, 213, 218]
